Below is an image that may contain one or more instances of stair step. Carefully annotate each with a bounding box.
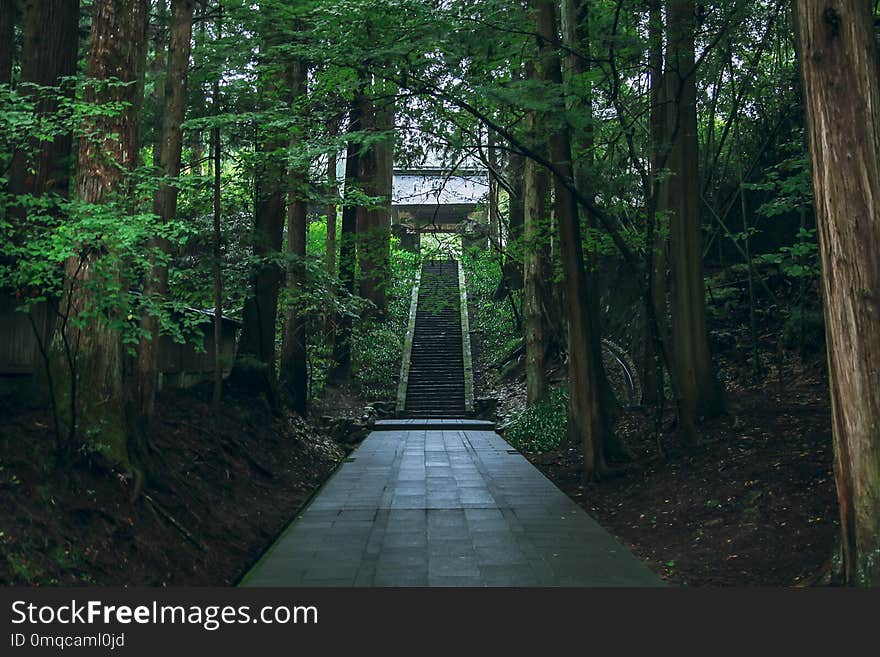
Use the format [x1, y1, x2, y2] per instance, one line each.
[399, 259, 473, 419]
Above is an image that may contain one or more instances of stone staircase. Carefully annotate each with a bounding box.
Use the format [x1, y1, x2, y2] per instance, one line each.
[399, 260, 471, 418]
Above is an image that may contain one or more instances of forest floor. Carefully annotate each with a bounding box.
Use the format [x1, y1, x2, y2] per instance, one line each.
[0, 384, 346, 585]
[483, 350, 838, 587]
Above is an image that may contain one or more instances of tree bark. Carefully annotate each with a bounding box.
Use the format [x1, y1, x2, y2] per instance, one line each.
[523, 155, 548, 404]
[8, 0, 80, 202]
[229, 18, 290, 404]
[504, 150, 525, 292]
[560, 0, 625, 447]
[210, 81, 223, 412]
[795, 0, 880, 587]
[532, 0, 607, 478]
[58, 0, 149, 467]
[0, 0, 15, 84]
[208, 8, 223, 413]
[375, 94, 394, 302]
[231, 139, 285, 404]
[356, 89, 392, 318]
[331, 100, 362, 381]
[666, 0, 724, 444]
[149, 0, 168, 168]
[641, 0, 668, 406]
[487, 130, 501, 249]
[324, 128, 338, 338]
[280, 58, 309, 415]
[137, 0, 193, 430]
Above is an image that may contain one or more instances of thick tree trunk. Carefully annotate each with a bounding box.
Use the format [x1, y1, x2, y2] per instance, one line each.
[375, 96, 394, 300]
[666, 0, 724, 444]
[641, 0, 668, 406]
[57, 0, 149, 466]
[795, 0, 880, 587]
[532, 0, 607, 478]
[280, 190, 309, 413]
[356, 91, 392, 318]
[8, 0, 80, 202]
[230, 17, 290, 405]
[523, 155, 548, 404]
[231, 141, 285, 404]
[0, 0, 15, 84]
[137, 0, 193, 431]
[149, 0, 168, 167]
[331, 102, 362, 381]
[560, 0, 625, 446]
[280, 59, 309, 415]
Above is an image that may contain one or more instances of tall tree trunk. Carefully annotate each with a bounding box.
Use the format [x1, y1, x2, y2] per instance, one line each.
[375, 94, 394, 302]
[641, 0, 668, 406]
[532, 0, 607, 478]
[230, 138, 285, 405]
[504, 149, 525, 292]
[324, 131, 338, 338]
[208, 5, 223, 412]
[356, 89, 391, 318]
[666, 0, 724, 445]
[211, 80, 223, 412]
[150, 0, 168, 167]
[137, 0, 193, 432]
[795, 0, 880, 587]
[280, 59, 309, 415]
[523, 154, 549, 404]
[560, 0, 624, 448]
[487, 130, 501, 249]
[8, 0, 80, 203]
[0, 0, 14, 84]
[331, 101, 362, 382]
[229, 14, 291, 405]
[188, 11, 207, 176]
[57, 0, 149, 467]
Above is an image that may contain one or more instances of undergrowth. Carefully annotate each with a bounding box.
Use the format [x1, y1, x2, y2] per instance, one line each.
[461, 248, 520, 376]
[351, 246, 420, 400]
[504, 385, 569, 454]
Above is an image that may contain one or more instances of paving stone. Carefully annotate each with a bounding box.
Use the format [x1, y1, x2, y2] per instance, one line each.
[428, 556, 480, 578]
[382, 532, 428, 549]
[428, 538, 475, 557]
[474, 545, 529, 566]
[373, 569, 428, 587]
[241, 425, 661, 588]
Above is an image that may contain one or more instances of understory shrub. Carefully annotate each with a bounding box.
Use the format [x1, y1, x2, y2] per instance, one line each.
[504, 385, 569, 454]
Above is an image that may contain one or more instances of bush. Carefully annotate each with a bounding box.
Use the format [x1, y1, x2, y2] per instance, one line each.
[504, 386, 569, 454]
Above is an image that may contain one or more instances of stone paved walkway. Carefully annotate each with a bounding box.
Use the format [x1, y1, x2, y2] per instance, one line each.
[241, 424, 661, 587]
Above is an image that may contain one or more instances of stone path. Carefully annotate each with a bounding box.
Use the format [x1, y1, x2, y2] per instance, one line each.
[241, 423, 660, 587]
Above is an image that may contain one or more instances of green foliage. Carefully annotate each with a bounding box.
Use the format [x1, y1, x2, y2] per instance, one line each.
[461, 247, 520, 377]
[505, 386, 569, 454]
[759, 227, 820, 281]
[351, 319, 403, 400]
[350, 240, 419, 400]
[746, 151, 813, 219]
